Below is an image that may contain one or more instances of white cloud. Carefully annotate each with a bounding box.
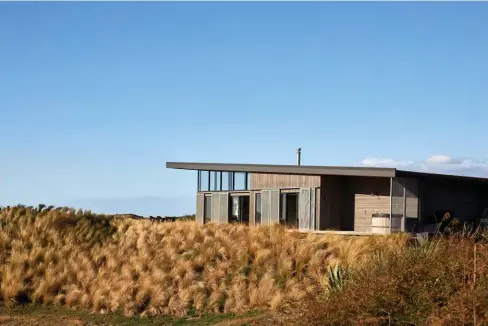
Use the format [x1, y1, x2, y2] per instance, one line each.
[360, 155, 488, 178]
[361, 158, 413, 168]
[425, 155, 458, 165]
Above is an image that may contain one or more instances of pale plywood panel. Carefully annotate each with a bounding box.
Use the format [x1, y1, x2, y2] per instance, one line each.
[406, 197, 419, 219]
[219, 193, 229, 223]
[249, 191, 256, 225]
[251, 173, 320, 190]
[196, 194, 205, 225]
[261, 190, 270, 226]
[354, 194, 390, 232]
[270, 190, 280, 225]
[315, 188, 321, 230]
[211, 193, 220, 223]
[311, 188, 316, 230]
[299, 188, 311, 230]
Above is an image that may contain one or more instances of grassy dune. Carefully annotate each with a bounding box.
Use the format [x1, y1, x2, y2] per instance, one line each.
[271, 231, 488, 325]
[5, 205, 485, 325]
[0, 205, 407, 319]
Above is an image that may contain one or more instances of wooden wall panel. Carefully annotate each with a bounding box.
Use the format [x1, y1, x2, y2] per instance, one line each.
[421, 179, 486, 222]
[311, 188, 316, 230]
[354, 194, 390, 232]
[405, 178, 420, 219]
[320, 176, 390, 232]
[299, 188, 311, 230]
[320, 176, 347, 230]
[249, 191, 256, 225]
[406, 197, 419, 219]
[270, 190, 280, 224]
[315, 188, 321, 230]
[196, 194, 204, 225]
[352, 178, 391, 232]
[251, 173, 320, 190]
[261, 190, 270, 226]
[219, 193, 229, 223]
[211, 193, 220, 223]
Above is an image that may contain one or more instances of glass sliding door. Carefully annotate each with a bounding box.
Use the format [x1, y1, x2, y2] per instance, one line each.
[230, 195, 250, 224]
[204, 196, 211, 224]
[280, 192, 299, 228]
[255, 193, 262, 224]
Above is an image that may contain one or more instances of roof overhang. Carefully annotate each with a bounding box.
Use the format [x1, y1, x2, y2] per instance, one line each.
[395, 169, 488, 183]
[166, 162, 488, 183]
[166, 162, 397, 178]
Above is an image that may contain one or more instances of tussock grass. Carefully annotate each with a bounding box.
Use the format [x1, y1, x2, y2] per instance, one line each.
[0, 205, 406, 318]
[275, 232, 488, 326]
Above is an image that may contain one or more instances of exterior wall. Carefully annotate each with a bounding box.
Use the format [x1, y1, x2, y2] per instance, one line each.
[320, 176, 345, 230]
[251, 173, 320, 190]
[352, 177, 391, 232]
[250, 173, 320, 229]
[196, 171, 488, 232]
[404, 178, 420, 219]
[196, 191, 249, 224]
[391, 178, 421, 232]
[320, 176, 390, 232]
[420, 178, 488, 223]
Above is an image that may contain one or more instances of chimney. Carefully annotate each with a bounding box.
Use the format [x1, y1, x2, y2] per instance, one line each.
[297, 148, 301, 166]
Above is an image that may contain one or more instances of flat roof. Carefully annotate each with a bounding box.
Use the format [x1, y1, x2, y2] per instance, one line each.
[166, 161, 488, 183]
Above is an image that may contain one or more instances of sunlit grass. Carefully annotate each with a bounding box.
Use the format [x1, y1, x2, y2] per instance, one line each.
[0, 204, 407, 317]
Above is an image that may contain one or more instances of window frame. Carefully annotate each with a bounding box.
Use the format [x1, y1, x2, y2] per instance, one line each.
[197, 171, 250, 192]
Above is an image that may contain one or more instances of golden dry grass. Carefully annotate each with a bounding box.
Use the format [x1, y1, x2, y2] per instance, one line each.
[0, 205, 408, 318]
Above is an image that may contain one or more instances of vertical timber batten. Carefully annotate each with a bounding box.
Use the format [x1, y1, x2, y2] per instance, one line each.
[211, 193, 220, 223]
[299, 188, 311, 231]
[219, 193, 229, 223]
[269, 190, 280, 224]
[310, 188, 316, 230]
[389, 177, 393, 234]
[402, 179, 406, 232]
[261, 190, 270, 226]
[196, 193, 204, 225]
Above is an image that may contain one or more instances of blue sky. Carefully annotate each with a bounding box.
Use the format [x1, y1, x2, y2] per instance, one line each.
[1, 2, 487, 215]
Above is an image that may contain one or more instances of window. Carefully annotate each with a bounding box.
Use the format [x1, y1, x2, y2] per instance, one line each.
[204, 196, 211, 223]
[255, 193, 262, 224]
[198, 171, 250, 192]
[234, 172, 246, 190]
[222, 172, 232, 191]
[210, 171, 220, 191]
[230, 195, 250, 224]
[199, 171, 209, 192]
[280, 193, 298, 228]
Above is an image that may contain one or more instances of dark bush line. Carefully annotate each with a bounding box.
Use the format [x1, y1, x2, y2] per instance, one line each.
[0, 204, 195, 223]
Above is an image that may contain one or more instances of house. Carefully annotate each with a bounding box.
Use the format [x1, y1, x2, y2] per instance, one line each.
[166, 153, 488, 234]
